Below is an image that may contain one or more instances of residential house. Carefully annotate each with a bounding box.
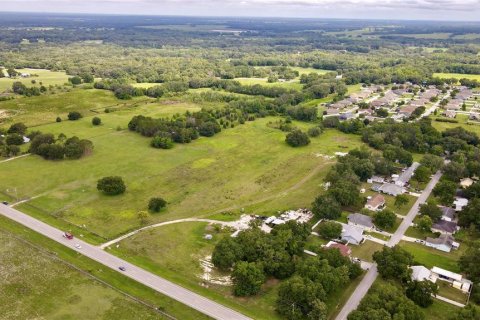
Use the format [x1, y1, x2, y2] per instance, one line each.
[341, 225, 364, 245]
[379, 183, 405, 196]
[399, 105, 417, 118]
[431, 267, 472, 293]
[440, 206, 456, 222]
[365, 194, 386, 211]
[325, 108, 340, 115]
[395, 162, 420, 187]
[347, 213, 375, 231]
[454, 197, 469, 212]
[443, 110, 456, 118]
[410, 99, 428, 108]
[425, 234, 459, 253]
[367, 176, 385, 184]
[325, 241, 351, 257]
[411, 265, 432, 282]
[431, 220, 458, 235]
[339, 112, 355, 120]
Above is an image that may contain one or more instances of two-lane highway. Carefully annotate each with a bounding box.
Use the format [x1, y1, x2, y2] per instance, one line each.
[0, 203, 250, 320]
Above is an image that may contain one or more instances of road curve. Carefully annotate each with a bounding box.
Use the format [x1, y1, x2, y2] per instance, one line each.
[0, 204, 250, 320]
[335, 171, 442, 320]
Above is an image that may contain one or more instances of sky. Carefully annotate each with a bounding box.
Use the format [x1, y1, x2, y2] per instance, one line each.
[1, 0, 480, 21]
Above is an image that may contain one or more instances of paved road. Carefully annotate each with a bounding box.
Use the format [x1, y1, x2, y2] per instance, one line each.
[335, 171, 442, 320]
[0, 204, 250, 320]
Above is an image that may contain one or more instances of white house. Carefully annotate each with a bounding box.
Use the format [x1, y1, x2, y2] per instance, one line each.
[454, 197, 469, 212]
[411, 265, 432, 282]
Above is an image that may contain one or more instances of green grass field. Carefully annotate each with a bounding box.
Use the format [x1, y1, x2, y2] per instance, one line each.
[433, 72, 480, 81]
[0, 215, 208, 320]
[399, 241, 464, 273]
[0, 97, 364, 241]
[0, 68, 70, 92]
[111, 221, 281, 320]
[0, 88, 153, 127]
[350, 240, 384, 262]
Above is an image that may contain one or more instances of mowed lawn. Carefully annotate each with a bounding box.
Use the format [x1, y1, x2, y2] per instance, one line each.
[0, 230, 162, 320]
[398, 241, 464, 273]
[0, 103, 364, 240]
[0, 68, 70, 92]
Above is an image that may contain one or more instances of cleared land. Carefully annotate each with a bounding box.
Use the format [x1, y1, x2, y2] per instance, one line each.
[0, 68, 70, 92]
[0, 93, 364, 241]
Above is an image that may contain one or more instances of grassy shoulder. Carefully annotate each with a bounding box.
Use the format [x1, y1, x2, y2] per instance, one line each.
[0, 215, 210, 320]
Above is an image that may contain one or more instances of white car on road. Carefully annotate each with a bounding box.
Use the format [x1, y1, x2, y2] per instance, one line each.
[74, 243, 82, 249]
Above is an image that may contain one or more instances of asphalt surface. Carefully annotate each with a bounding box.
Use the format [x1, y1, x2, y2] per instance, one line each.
[335, 171, 442, 320]
[0, 204, 250, 320]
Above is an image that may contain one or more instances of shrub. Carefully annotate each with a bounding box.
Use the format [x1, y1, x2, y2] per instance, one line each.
[68, 111, 82, 121]
[97, 176, 126, 195]
[151, 136, 174, 149]
[92, 117, 102, 126]
[7, 122, 27, 135]
[148, 197, 167, 212]
[6, 133, 24, 146]
[285, 130, 310, 147]
[307, 126, 323, 137]
[56, 117, 62, 122]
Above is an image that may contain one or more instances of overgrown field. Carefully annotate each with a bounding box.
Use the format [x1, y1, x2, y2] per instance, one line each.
[0, 229, 162, 320]
[0, 91, 364, 240]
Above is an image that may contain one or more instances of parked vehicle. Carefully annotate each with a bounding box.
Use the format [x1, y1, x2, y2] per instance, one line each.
[1, 201, 8, 205]
[74, 244, 82, 249]
[119, 266, 126, 271]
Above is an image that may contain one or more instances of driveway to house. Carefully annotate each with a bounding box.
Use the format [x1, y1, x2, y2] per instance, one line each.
[335, 171, 442, 320]
[0, 204, 250, 320]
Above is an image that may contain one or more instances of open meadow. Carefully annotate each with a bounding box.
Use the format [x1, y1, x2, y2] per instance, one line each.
[0, 90, 364, 241]
[0, 228, 162, 320]
[0, 69, 70, 92]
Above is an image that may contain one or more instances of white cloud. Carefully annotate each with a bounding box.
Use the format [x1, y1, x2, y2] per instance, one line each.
[1, 0, 480, 20]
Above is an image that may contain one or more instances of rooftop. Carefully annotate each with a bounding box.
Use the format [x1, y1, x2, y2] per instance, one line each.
[347, 213, 374, 229]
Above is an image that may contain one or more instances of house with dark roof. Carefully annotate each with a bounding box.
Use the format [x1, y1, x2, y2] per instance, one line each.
[440, 207, 456, 222]
[347, 213, 374, 231]
[432, 220, 458, 235]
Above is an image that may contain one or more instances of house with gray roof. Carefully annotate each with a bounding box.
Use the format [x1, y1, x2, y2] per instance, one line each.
[341, 225, 364, 245]
[426, 234, 459, 253]
[432, 220, 458, 235]
[379, 183, 405, 196]
[347, 213, 374, 231]
[395, 162, 420, 187]
[440, 207, 456, 222]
